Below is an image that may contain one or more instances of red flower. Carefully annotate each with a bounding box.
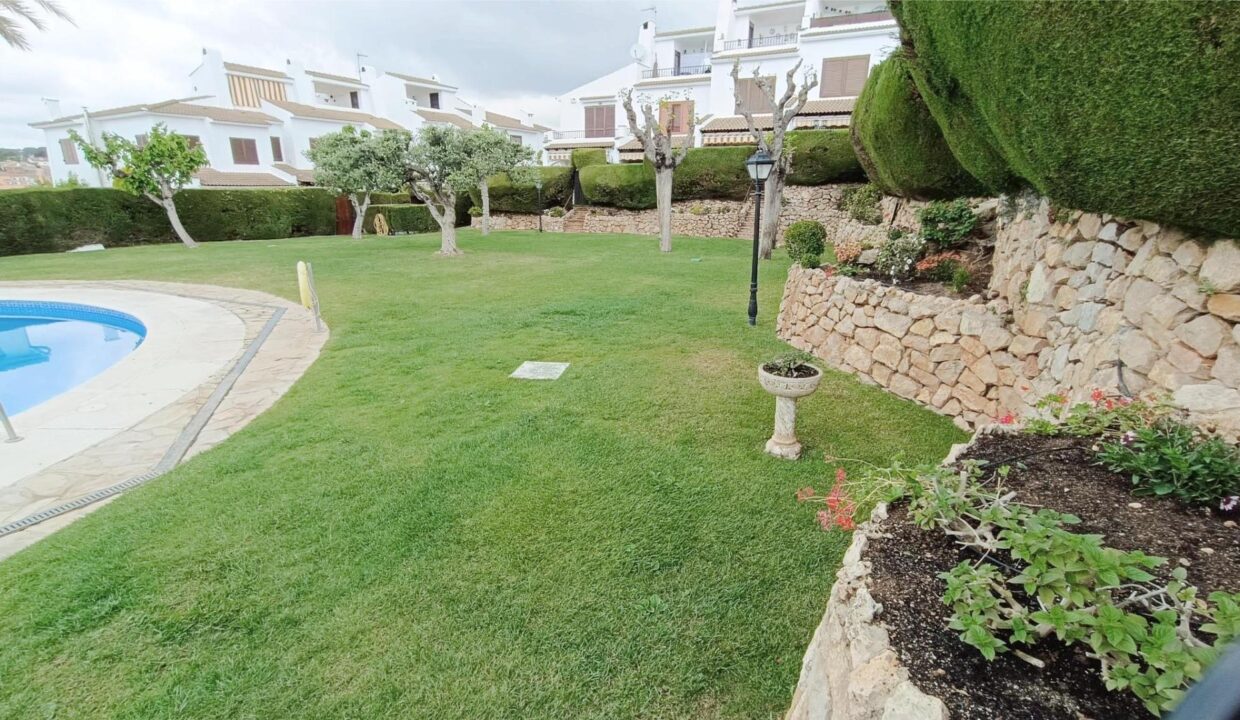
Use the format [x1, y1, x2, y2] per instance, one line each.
[835, 467, 847, 484]
[1091, 388, 1105, 404]
[998, 413, 1016, 425]
[816, 509, 833, 531]
[795, 486, 816, 502]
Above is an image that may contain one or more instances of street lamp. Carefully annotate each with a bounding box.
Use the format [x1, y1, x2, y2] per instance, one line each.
[745, 149, 775, 326]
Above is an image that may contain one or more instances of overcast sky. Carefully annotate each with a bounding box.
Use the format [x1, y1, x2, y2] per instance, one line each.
[0, 0, 717, 147]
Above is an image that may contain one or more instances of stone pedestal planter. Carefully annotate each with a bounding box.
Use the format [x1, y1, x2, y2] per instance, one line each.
[758, 363, 822, 459]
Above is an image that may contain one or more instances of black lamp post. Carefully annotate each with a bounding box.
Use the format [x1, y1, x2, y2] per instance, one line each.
[745, 149, 775, 326]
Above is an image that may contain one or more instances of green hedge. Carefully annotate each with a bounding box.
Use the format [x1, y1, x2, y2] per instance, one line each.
[673, 146, 754, 201]
[469, 167, 572, 214]
[580, 162, 657, 209]
[786, 129, 866, 186]
[0, 187, 337, 257]
[363, 204, 438, 234]
[892, 0, 1240, 236]
[370, 191, 413, 205]
[571, 148, 608, 169]
[850, 56, 985, 199]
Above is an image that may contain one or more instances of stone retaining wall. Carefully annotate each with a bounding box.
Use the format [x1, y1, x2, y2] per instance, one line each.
[473, 185, 926, 245]
[777, 195, 1240, 437]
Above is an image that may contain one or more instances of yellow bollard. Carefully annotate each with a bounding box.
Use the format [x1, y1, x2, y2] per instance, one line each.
[296, 260, 312, 309]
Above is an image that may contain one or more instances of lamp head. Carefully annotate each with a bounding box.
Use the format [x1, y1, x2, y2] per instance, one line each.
[745, 149, 774, 182]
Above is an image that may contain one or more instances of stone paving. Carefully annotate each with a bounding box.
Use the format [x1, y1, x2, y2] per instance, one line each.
[0, 280, 327, 559]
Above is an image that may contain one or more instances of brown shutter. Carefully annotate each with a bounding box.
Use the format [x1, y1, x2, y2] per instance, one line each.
[59, 138, 79, 164]
[843, 56, 870, 96]
[231, 138, 259, 164]
[821, 55, 870, 97]
[820, 59, 845, 98]
[270, 137, 283, 162]
[603, 105, 615, 135]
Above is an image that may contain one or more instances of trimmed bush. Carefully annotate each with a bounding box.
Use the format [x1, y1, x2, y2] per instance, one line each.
[892, 0, 1240, 236]
[571, 148, 608, 169]
[786, 129, 866, 186]
[851, 56, 985, 199]
[839, 183, 883, 224]
[370, 191, 413, 205]
[0, 187, 336, 257]
[784, 220, 827, 267]
[579, 162, 657, 209]
[918, 199, 977, 249]
[469, 166, 572, 214]
[363, 204, 438, 234]
[673, 146, 754, 201]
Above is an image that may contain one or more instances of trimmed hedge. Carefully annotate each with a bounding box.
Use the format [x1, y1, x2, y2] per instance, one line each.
[571, 148, 608, 169]
[850, 56, 985, 199]
[892, 0, 1240, 236]
[363, 204, 438, 234]
[370, 191, 413, 205]
[673, 146, 754, 201]
[580, 162, 657, 209]
[0, 187, 336, 257]
[786, 129, 866, 186]
[469, 166, 572, 214]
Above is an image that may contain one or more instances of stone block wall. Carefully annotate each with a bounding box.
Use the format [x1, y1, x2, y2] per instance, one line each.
[472, 185, 926, 245]
[777, 196, 1240, 437]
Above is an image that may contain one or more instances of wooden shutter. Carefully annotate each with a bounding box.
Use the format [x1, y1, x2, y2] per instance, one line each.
[270, 137, 283, 162]
[735, 78, 773, 114]
[821, 55, 870, 97]
[59, 138, 78, 164]
[602, 105, 615, 135]
[231, 138, 259, 165]
[585, 105, 615, 137]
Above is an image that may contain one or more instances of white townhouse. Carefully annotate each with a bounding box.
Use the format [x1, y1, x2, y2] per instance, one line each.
[547, 0, 898, 164]
[33, 48, 550, 188]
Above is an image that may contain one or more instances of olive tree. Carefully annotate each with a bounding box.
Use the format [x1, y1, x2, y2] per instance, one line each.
[404, 125, 476, 256]
[306, 125, 408, 239]
[465, 126, 535, 235]
[71, 123, 207, 248]
[620, 89, 696, 253]
[731, 60, 817, 259]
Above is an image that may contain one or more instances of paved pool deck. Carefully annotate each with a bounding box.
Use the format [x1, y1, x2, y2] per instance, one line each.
[0, 280, 327, 559]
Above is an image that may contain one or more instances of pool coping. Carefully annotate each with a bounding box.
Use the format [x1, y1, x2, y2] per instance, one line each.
[0, 281, 327, 559]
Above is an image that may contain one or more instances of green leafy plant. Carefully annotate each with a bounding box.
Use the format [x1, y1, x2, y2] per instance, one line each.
[914, 251, 965, 281]
[1097, 419, 1240, 508]
[918, 199, 977, 249]
[762, 351, 819, 379]
[949, 266, 972, 294]
[907, 465, 1240, 715]
[546, 206, 566, 218]
[840, 183, 882, 225]
[784, 220, 827, 268]
[1023, 391, 1166, 437]
[874, 233, 926, 282]
[467, 205, 483, 217]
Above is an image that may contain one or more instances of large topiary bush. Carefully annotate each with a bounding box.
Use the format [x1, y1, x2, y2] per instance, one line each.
[0, 187, 337, 256]
[673, 146, 754, 201]
[786, 129, 866, 186]
[469, 167, 572, 214]
[850, 55, 985, 199]
[579, 162, 657, 209]
[571, 148, 608, 169]
[892, 0, 1240, 236]
[363, 204, 438, 234]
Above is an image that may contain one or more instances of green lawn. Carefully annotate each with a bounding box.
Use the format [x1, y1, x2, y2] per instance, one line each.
[0, 230, 963, 719]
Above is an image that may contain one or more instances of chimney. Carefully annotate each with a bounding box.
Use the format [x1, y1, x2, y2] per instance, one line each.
[192, 47, 230, 107]
[471, 103, 485, 126]
[713, 0, 737, 54]
[41, 97, 62, 119]
[637, 20, 656, 64]
[286, 58, 313, 105]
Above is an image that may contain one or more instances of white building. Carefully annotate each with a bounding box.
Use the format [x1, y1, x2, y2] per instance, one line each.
[547, 0, 897, 164]
[33, 49, 552, 188]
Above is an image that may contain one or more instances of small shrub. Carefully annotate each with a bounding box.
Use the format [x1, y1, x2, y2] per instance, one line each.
[915, 251, 966, 281]
[1024, 391, 1167, 437]
[833, 238, 863, 265]
[785, 220, 827, 268]
[1097, 419, 1240, 509]
[875, 233, 926, 281]
[468, 205, 483, 217]
[546, 206, 566, 218]
[918, 199, 977, 249]
[949, 266, 972, 294]
[762, 351, 819, 378]
[839, 183, 882, 225]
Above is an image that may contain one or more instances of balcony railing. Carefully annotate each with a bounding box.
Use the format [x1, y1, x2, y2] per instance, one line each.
[721, 33, 798, 51]
[640, 65, 711, 80]
[809, 10, 894, 28]
[550, 126, 630, 140]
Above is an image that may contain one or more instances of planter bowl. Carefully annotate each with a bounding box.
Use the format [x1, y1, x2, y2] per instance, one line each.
[758, 364, 823, 398]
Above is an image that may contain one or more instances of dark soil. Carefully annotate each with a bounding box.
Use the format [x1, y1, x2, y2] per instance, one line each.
[867, 433, 1240, 720]
[762, 363, 820, 379]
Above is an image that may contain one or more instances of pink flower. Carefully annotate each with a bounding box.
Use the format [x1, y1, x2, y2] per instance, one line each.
[795, 486, 816, 502]
[1221, 496, 1239, 513]
[835, 467, 847, 484]
[1091, 389, 1106, 404]
[816, 509, 834, 531]
[998, 413, 1016, 425]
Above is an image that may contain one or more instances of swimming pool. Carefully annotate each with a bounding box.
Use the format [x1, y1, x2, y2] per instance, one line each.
[0, 300, 146, 415]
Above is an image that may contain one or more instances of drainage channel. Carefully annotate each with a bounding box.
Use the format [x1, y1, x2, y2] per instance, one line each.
[0, 304, 286, 538]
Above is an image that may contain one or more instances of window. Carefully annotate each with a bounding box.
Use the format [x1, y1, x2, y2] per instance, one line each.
[509, 134, 523, 145]
[135, 133, 149, 148]
[584, 104, 615, 138]
[58, 138, 79, 165]
[349, 91, 360, 109]
[429, 92, 440, 109]
[820, 55, 870, 98]
[309, 137, 321, 151]
[734, 76, 774, 114]
[270, 137, 284, 162]
[181, 135, 202, 150]
[230, 137, 259, 165]
[659, 100, 694, 134]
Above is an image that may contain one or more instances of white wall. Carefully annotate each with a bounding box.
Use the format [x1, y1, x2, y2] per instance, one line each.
[555, 62, 640, 132]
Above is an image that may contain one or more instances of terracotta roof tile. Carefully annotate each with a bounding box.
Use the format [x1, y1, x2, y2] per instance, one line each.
[274, 163, 316, 183]
[617, 134, 691, 151]
[265, 98, 405, 130]
[415, 108, 475, 130]
[30, 97, 278, 128]
[195, 169, 291, 187]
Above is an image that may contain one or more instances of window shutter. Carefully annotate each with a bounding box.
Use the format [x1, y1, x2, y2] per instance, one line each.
[270, 137, 283, 162]
[821, 55, 870, 97]
[820, 59, 846, 98]
[603, 105, 615, 135]
[59, 138, 78, 164]
[843, 56, 870, 96]
[231, 138, 259, 165]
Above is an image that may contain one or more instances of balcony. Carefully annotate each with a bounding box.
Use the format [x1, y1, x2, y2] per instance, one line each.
[640, 65, 711, 80]
[720, 33, 798, 51]
[550, 126, 630, 140]
[809, 10, 893, 28]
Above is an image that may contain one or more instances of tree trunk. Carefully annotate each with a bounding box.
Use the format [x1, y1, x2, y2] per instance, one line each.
[162, 197, 198, 248]
[655, 166, 674, 253]
[759, 170, 785, 259]
[350, 194, 370, 239]
[479, 180, 491, 236]
[438, 192, 462, 256]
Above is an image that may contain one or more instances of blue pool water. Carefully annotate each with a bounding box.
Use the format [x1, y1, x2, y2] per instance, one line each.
[0, 301, 146, 415]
